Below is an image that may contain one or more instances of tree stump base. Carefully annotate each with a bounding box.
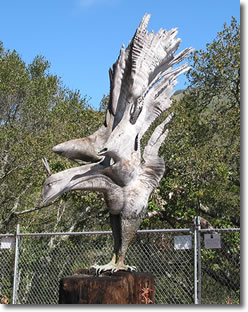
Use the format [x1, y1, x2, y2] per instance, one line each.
[59, 268, 155, 304]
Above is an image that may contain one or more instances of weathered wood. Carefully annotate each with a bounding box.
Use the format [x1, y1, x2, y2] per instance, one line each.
[59, 269, 155, 304]
[43, 14, 193, 273]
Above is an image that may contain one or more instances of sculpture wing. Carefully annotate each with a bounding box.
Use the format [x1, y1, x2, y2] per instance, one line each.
[141, 115, 173, 189]
[143, 114, 173, 163]
[109, 13, 192, 130]
[99, 16, 192, 164]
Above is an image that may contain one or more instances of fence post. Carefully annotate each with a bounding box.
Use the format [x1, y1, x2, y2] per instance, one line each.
[197, 216, 202, 304]
[12, 224, 20, 304]
[194, 217, 198, 304]
[194, 216, 202, 304]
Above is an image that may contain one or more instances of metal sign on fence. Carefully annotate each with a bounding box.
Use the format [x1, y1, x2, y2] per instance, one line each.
[174, 235, 192, 250]
[204, 234, 221, 249]
[0, 237, 15, 249]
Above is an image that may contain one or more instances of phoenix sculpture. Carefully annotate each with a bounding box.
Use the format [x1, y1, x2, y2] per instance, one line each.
[42, 14, 192, 273]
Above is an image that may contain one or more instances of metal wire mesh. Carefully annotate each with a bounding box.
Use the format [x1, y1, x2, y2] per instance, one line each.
[0, 228, 240, 305]
[13, 231, 195, 304]
[199, 229, 240, 304]
[0, 236, 15, 304]
[129, 232, 194, 304]
[16, 234, 114, 304]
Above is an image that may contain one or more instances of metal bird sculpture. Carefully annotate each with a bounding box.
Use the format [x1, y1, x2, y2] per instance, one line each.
[42, 14, 193, 272]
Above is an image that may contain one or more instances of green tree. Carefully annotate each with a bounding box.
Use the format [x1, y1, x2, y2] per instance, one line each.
[0, 42, 105, 233]
[155, 17, 240, 228]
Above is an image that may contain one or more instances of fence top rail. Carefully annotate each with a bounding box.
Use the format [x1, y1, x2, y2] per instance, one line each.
[0, 228, 192, 238]
[0, 233, 15, 238]
[20, 228, 192, 237]
[199, 228, 240, 233]
[0, 227, 240, 238]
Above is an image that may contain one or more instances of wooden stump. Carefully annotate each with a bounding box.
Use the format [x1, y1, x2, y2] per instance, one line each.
[59, 268, 155, 304]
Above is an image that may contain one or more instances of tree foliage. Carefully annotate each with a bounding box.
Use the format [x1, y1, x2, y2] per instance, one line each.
[0, 42, 105, 233]
[154, 17, 240, 228]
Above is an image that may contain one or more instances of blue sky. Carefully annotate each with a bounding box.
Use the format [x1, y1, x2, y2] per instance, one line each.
[0, 0, 240, 109]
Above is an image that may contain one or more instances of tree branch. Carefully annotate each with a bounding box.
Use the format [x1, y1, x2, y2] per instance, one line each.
[14, 200, 56, 216]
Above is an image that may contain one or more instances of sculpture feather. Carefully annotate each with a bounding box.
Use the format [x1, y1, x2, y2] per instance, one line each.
[42, 14, 193, 273]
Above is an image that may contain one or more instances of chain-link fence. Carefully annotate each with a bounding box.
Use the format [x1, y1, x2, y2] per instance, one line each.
[199, 228, 240, 304]
[0, 236, 15, 304]
[0, 223, 240, 305]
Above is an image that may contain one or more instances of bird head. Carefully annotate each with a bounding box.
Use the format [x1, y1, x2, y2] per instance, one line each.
[42, 170, 71, 204]
[42, 163, 101, 204]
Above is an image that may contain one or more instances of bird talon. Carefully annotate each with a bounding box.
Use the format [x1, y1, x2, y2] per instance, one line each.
[97, 268, 103, 275]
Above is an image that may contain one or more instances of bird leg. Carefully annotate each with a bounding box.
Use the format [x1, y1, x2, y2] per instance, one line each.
[91, 214, 122, 274]
[91, 216, 142, 273]
[110, 214, 122, 260]
[110, 217, 142, 272]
